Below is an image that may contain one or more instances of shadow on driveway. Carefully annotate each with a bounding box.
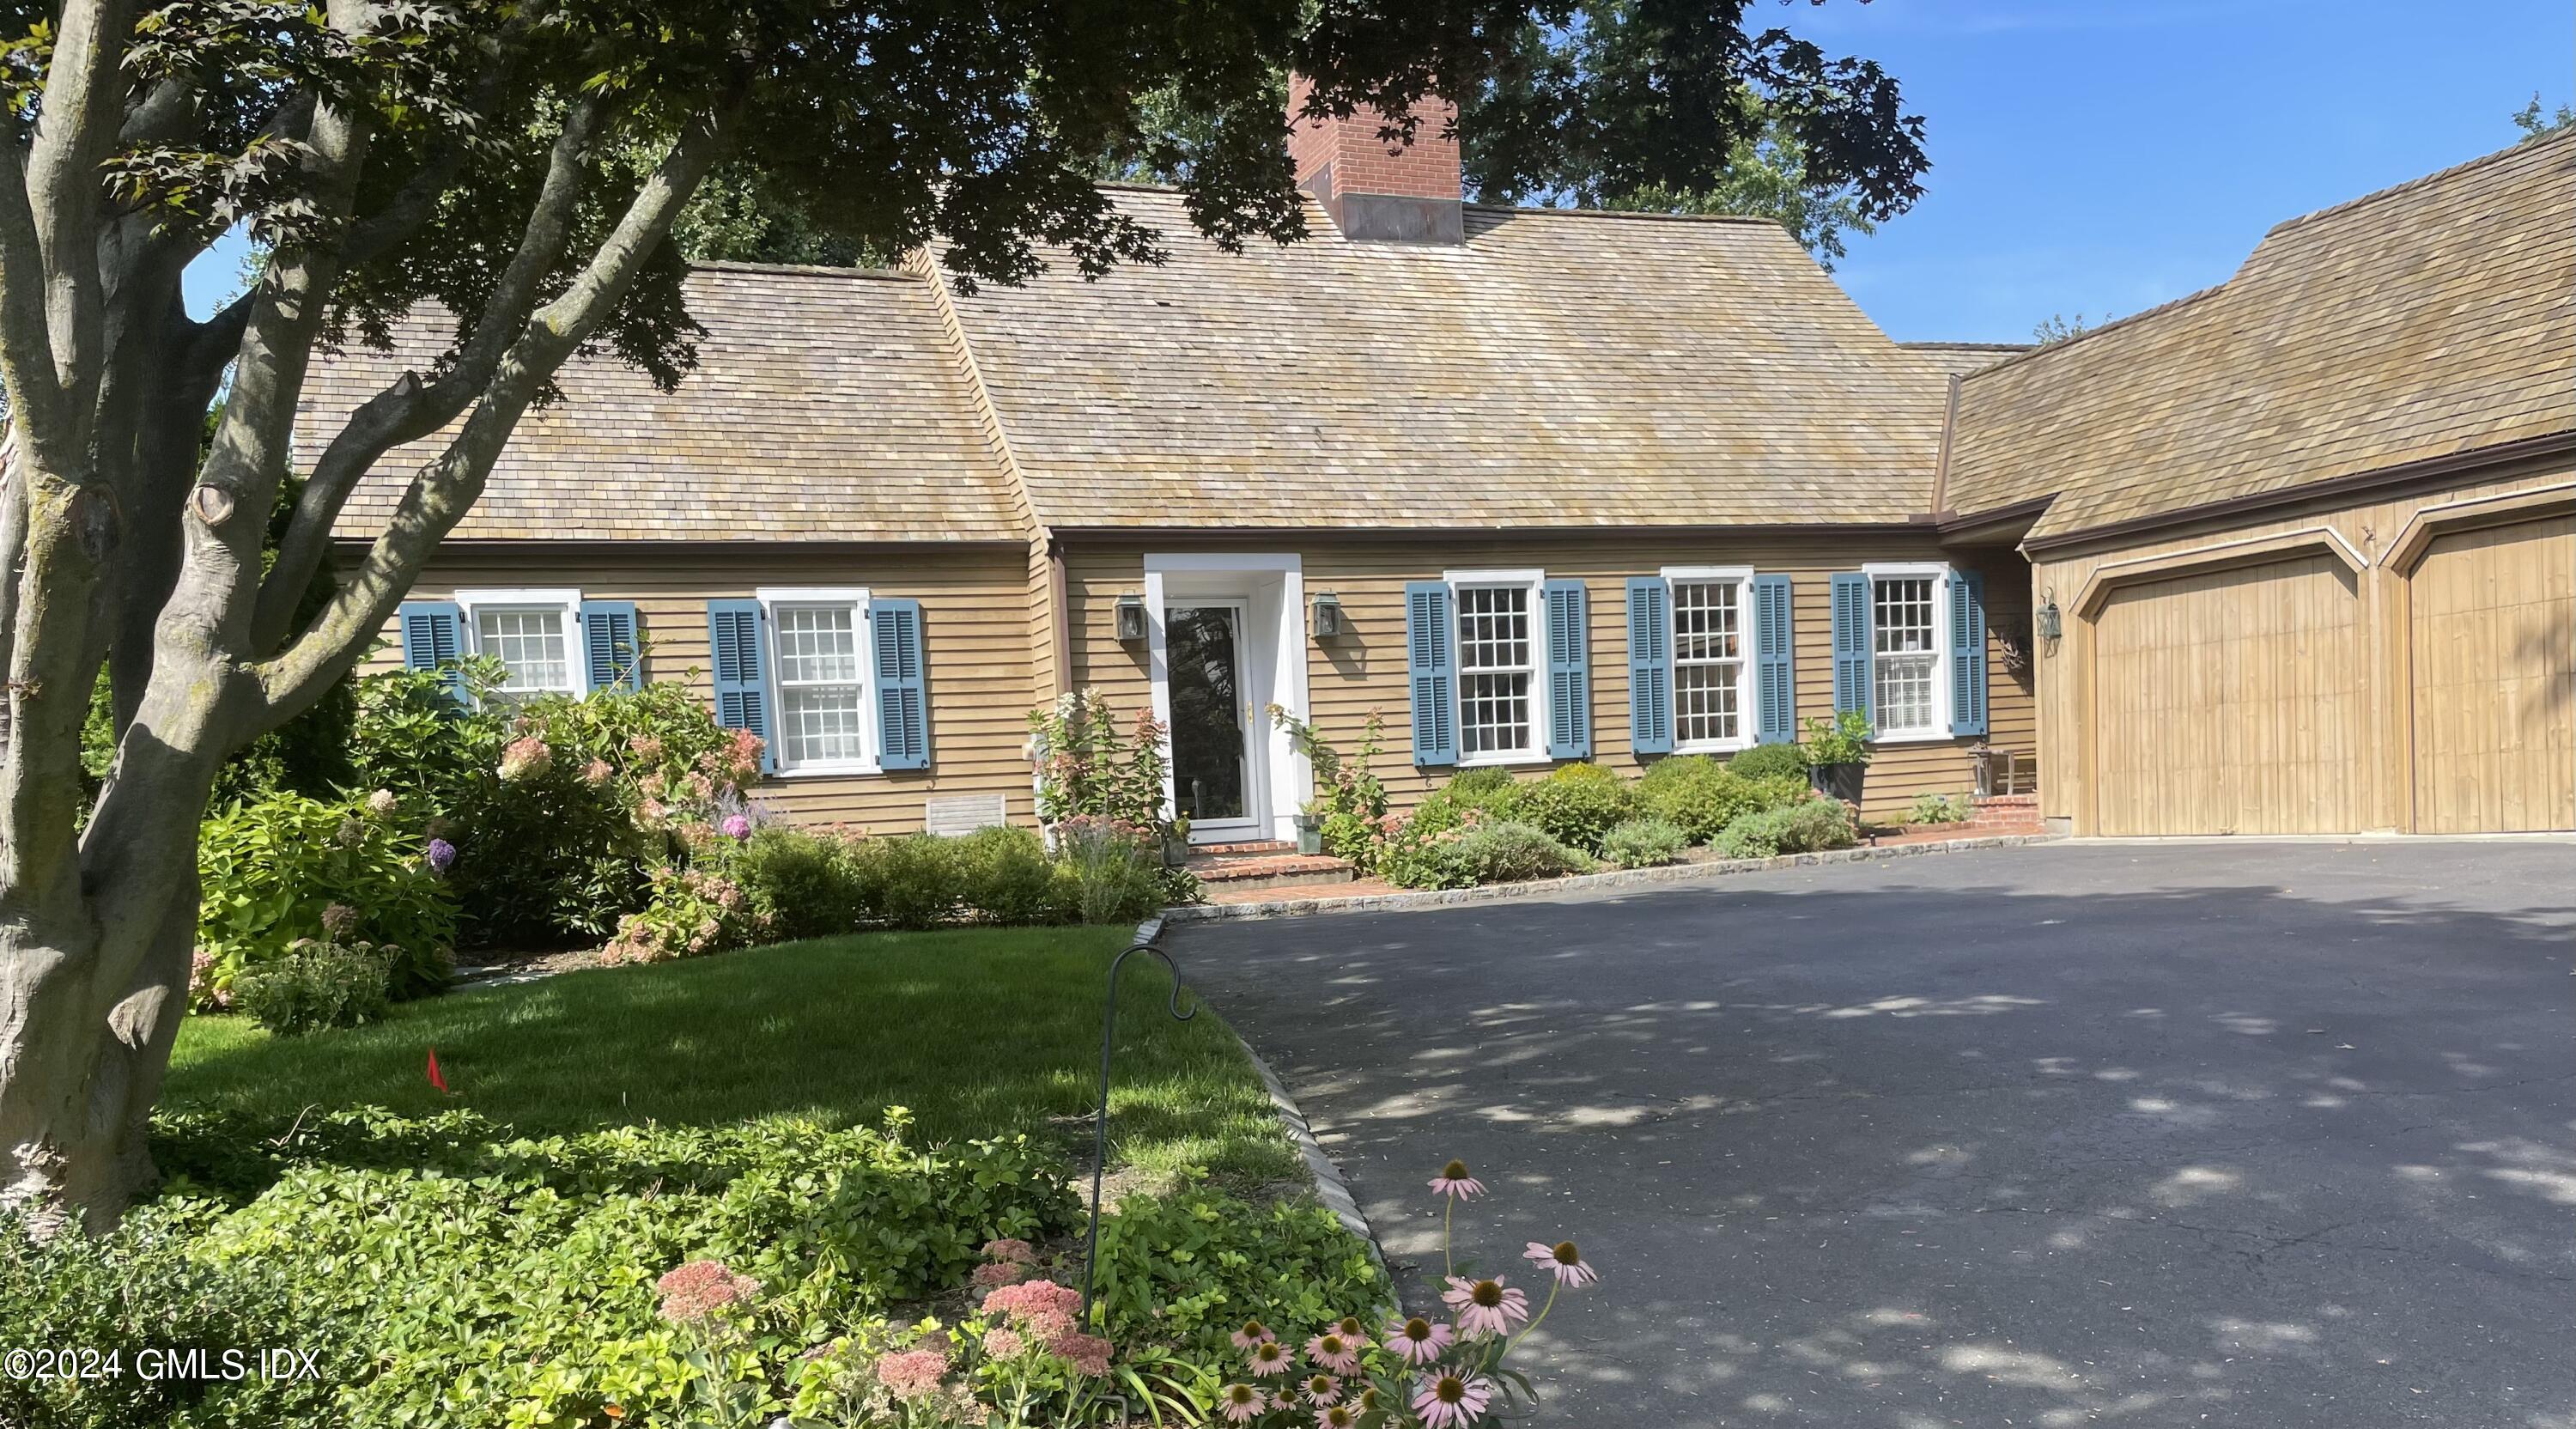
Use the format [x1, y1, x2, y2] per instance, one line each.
[1176, 842, 2576, 1429]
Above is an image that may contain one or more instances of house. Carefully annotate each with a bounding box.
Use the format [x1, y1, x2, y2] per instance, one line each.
[299, 99, 2573, 842]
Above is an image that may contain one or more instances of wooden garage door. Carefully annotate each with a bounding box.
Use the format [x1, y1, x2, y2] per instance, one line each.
[2409, 515, 2576, 833]
[2093, 556, 2366, 836]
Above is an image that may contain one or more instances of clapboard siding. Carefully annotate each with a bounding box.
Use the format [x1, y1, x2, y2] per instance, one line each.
[359, 545, 1039, 831]
[1066, 535, 2032, 822]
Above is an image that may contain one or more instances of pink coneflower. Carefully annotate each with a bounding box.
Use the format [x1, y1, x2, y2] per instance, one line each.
[1245, 1338, 1293, 1377]
[1385, 1315, 1454, 1365]
[1524, 1238, 1598, 1287]
[1413, 1371, 1495, 1429]
[1299, 1372, 1343, 1406]
[1321, 1407, 1359, 1429]
[1429, 1158, 1485, 1200]
[873, 1347, 947, 1400]
[1334, 1317, 1372, 1346]
[1443, 1275, 1531, 1337]
[1218, 1383, 1271, 1423]
[1229, 1319, 1277, 1350]
[1306, 1330, 1362, 1375]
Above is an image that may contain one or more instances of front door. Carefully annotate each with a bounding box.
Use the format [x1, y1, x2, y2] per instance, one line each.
[1166, 604, 1260, 836]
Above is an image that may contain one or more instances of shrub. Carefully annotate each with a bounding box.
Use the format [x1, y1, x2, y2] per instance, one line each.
[852, 833, 965, 930]
[1411, 766, 1525, 837]
[1273, 708, 1394, 866]
[0, 1201, 352, 1429]
[1910, 793, 1972, 824]
[143, 1109, 1076, 1428]
[1713, 796, 1861, 858]
[1638, 756, 1810, 843]
[1442, 819, 1595, 884]
[1725, 741, 1807, 781]
[232, 939, 395, 1037]
[600, 865, 769, 964]
[1514, 762, 1642, 853]
[1088, 1181, 1391, 1363]
[956, 824, 1058, 924]
[1029, 690, 1169, 830]
[195, 792, 455, 1006]
[731, 825, 866, 939]
[1601, 816, 1690, 867]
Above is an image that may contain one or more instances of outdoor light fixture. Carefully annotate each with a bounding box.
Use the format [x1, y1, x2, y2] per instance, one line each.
[1311, 590, 1347, 638]
[1115, 593, 1147, 642]
[2034, 594, 2063, 643]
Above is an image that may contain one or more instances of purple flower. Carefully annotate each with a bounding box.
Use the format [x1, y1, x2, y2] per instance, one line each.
[425, 838, 458, 874]
[720, 813, 752, 841]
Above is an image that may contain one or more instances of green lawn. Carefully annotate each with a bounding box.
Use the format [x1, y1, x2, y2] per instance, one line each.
[166, 925, 1297, 1184]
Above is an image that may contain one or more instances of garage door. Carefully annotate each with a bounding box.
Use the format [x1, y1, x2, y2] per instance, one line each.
[2409, 515, 2576, 833]
[2093, 556, 2366, 836]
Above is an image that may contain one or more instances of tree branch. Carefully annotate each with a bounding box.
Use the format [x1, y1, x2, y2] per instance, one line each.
[257, 98, 742, 720]
[253, 94, 609, 649]
[22, 0, 137, 433]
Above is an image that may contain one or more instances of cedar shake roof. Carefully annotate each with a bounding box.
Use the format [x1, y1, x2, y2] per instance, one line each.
[302, 264, 1021, 543]
[1946, 131, 2576, 540]
[939, 188, 1951, 529]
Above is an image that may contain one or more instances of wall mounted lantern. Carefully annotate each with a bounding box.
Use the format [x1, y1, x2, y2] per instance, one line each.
[2033, 594, 2063, 644]
[1310, 590, 1348, 639]
[1115, 593, 1147, 642]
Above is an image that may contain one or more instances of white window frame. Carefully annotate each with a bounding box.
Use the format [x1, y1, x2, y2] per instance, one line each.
[756, 586, 880, 777]
[1662, 565, 1758, 755]
[1861, 562, 1953, 744]
[1443, 568, 1551, 768]
[453, 587, 587, 702]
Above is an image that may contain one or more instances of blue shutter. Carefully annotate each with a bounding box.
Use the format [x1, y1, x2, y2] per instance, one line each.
[1830, 573, 1874, 722]
[1543, 580, 1590, 759]
[580, 600, 642, 692]
[398, 600, 465, 703]
[1949, 569, 1989, 737]
[706, 599, 775, 773]
[1625, 577, 1672, 755]
[872, 598, 930, 769]
[1752, 574, 1796, 745]
[1403, 581, 1456, 766]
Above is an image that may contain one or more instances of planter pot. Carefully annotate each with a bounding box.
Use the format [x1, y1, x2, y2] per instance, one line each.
[1294, 817, 1324, 856]
[1811, 762, 1867, 806]
[1163, 836, 1191, 867]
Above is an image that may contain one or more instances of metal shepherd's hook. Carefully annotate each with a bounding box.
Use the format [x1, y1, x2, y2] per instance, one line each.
[1079, 932, 1196, 1321]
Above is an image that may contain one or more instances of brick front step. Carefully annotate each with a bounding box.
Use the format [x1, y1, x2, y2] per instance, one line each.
[1192, 840, 1297, 857]
[1185, 851, 1358, 892]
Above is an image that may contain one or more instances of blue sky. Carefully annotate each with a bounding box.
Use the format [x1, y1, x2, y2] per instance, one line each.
[1796, 0, 2575, 342]
[187, 1, 2573, 341]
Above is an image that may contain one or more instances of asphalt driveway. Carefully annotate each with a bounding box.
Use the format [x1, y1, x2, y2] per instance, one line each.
[1173, 842, 2576, 1429]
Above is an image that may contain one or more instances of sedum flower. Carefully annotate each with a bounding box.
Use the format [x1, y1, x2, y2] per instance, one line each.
[873, 1347, 947, 1401]
[1429, 1158, 1486, 1200]
[654, 1260, 760, 1324]
[1443, 1274, 1531, 1338]
[981, 1327, 1025, 1360]
[1413, 1371, 1495, 1429]
[1523, 1238, 1599, 1288]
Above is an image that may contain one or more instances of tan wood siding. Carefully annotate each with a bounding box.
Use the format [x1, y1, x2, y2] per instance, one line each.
[1066, 536, 2032, 823]
[360, 546, 1038, 832]
[2031, 459, 2576, 834]
[2408, 515, 2576, 832]
[2090, 557, 2366, 836]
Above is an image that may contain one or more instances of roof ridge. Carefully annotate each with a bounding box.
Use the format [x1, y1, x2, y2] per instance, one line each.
[2251, 129, 2572, 249]
[1901, 340, 2032, 352]
[1957, 281, 2237, 382]
[1462, 202, 1783, 226]
[687, 258, 916, 280]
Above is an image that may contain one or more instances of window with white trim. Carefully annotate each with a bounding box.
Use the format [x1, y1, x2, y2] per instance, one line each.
[455, 589, 583, 702]
[1455, 580, 1540, 760]
[1872, 575, 1941, 736]
[765, 594, 872, 772]
[1670, 574, 1752, 751]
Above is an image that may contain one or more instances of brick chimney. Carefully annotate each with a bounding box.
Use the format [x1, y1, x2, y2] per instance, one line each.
[1287, 73, 1465, 244]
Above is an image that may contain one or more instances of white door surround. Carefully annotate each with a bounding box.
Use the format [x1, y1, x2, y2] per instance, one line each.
[1144, 553, 1310, 844]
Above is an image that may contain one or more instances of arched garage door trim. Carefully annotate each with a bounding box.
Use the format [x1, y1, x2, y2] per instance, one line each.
[2073, 525, 2367, 618]
[2385, 478, 2576, 574]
